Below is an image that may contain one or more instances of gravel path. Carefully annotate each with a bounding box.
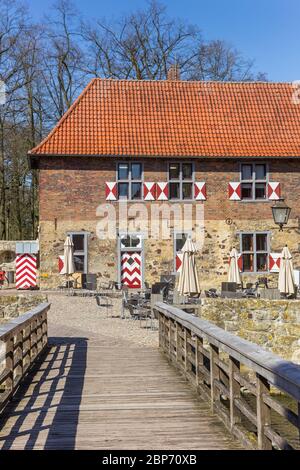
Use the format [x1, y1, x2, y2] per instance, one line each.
[47, 293, 159, 349]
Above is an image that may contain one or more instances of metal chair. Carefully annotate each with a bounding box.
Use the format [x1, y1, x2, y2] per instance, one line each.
[128, 301, 152, 329]
[96, 293, 109, 316]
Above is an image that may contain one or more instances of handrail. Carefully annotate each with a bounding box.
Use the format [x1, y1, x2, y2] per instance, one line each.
[0, 302, 50, 413]
[154, 302, 300, 450]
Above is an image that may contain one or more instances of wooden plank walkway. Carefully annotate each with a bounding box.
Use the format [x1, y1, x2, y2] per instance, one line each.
[0, 321, 241, 450]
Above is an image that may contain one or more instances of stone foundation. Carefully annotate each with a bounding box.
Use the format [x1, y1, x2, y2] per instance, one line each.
[38, 217, 300, 291]
[197, 298, 300, 363]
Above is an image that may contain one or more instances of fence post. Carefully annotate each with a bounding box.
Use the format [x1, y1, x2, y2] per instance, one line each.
[256, 373, 272, 449]
[5, 337, 14, 392]
[229, 356, 241, 429]
[210, 344, 220, 410]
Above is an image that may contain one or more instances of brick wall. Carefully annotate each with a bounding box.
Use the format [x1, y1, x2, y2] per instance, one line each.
[39, 156, 300, 221]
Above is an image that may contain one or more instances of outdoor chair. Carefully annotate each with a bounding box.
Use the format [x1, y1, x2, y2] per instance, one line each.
[205, 288, 219, 298]
[121, 288, 131, 319]
[128, 302, 152, 329]
[96, 293, 110, 316]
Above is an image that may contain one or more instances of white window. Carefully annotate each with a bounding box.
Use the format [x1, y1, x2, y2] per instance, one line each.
[168, 162, 194, 200]
[117, 162, 143, 200]
[240, 163, 268, 200]
[239, 232, 269, 273]
[68, 232, 88, 273]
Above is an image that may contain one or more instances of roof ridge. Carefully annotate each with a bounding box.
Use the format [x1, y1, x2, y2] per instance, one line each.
[91, 78, 292, 86]
[28, 78, 98, 155]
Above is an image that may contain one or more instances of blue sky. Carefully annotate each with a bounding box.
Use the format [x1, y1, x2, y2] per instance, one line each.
[27, 0, 300, 82]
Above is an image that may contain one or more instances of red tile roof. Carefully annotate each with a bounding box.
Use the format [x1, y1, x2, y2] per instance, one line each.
[29, 78, 300, 158]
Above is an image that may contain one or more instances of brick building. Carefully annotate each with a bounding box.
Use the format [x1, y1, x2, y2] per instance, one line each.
[29, 77, 300, 289]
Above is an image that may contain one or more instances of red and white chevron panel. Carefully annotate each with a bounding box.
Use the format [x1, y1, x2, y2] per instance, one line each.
[269, 253, 281, 273]
[143, 182, 156, 201]
[121, 252, 142, 289]
[194, 182, 207, 200]
[176, 253, 183, 273]
[228, 182, 241, 200]
[267, 182, 281, 200]
[156, 182, 169, 200]
[105, 182, 117, 200]
[16, 254, 37, 290]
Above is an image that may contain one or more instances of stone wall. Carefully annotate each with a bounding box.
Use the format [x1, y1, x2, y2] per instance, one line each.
[197, 298, 300, 363]
[0, 293, 48, 323]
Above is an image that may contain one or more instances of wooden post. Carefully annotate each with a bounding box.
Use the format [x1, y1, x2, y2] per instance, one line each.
[210, 344, 220, 410]
[14, 331, 23, 380]
[184, 329, 188, 372]
[185, 329, 192, 374]
[175, 322, 178, 362]
[158, 313, 162, 348]
[168, 317, 172, 357]
[195, 336, 204, 386]
[42, 314, 48, 347]
[37, 317, 42, 353]
[5, 337, 13, 392]
[256, 373, 272, 450]
[229, 356, 241, 429]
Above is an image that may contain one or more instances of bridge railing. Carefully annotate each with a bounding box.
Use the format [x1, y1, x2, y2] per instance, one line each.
[154, 302, 300, 450]
[0, 302, 50, 413]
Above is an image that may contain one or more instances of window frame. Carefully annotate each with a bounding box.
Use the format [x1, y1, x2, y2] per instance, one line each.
[168, 161, 195, 201]
[239, 231, 270, 273]
[173, 230, 192, 273]
[116, 162, 144, 201]
[239, 162, 269, 202]
[67, 231, 89, 274]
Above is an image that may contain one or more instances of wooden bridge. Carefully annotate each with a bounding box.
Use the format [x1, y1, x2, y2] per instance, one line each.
[0, 301, 299, 450]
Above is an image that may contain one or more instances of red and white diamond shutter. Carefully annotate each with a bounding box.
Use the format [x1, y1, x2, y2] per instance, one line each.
[228, 182, 241, 200]
[194, 182, 207, 200]
[121, 252, 142, 288]
[143, 182, 156, 201]
[16, 254, 37, 290]
[269, 253, 281, 273]
[156, 182, 169, 200]
[105, 182, 117, 201]
[58, 256, 64, 273]
[176, 252, 183, 273]
[267, 182, 281, 200]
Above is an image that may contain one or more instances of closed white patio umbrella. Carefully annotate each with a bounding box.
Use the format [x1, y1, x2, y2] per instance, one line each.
[178, 239, 200, 297]
[278, 245, 295, 296]
[61, 236, 75, 281]
[228, 248, 241, 284]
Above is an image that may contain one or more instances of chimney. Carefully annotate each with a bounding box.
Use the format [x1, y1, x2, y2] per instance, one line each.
[167, 64, 180, 81]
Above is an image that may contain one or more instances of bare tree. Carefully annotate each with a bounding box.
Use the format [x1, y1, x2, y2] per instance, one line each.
[81, 0, 200, 80]
[42, 0, 86, 120]
[0, 0, 29, 239]
[188, 39, 267, 81]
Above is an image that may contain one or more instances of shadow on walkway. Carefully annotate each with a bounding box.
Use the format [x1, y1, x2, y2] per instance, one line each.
[0, 336, 88, 450]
